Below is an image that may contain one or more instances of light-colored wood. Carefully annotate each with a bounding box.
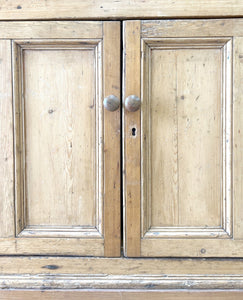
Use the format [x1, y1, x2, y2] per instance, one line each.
[0, 1, 243, 19]
[1, 257, 243, 275]
[0, 21, 103, 39]
[0, 257, 243, 289]
[0, 21, 121, 256]
[0, 256, 243, 274]
[123, 21, 141, 257]
[0, 238, 103, 256]
[142, 40, 224, 233]
[12, 39, 104, 251]
[1, 290, 243, 300]
[0, 40, 14, 238]
[141, 239, 243, 257]
[233, 38, 243, 239]
[124, 19, 243, 257]
[103, 21, 121, 257]
[177, 48, 221, 228]
[23, 42, 99, 231]
[142, 19, 243, 37]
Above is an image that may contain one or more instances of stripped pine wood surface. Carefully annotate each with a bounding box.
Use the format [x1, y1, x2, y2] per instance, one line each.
[1, 290, 243, 300]
[124, 19, 242, 257]
[0, 0, 242, 19]
[123, 21, 141, 257]
[0, 21, 121, 256]
[103, 21, 121, 257]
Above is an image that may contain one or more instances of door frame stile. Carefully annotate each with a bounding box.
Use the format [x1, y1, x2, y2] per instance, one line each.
[123, 20, 141, 257]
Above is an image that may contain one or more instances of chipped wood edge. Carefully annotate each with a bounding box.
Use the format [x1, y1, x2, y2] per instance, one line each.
[1, 274, 243, 290]
[0, 0, 243, 20]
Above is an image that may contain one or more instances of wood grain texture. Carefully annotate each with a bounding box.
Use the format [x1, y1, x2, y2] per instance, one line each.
[137, 20, 237, 257]
[0, 0, 243, 19]
[233, 37, 243, 239]
[0, 21, 103, 39]
[0, 257, 243, 289]
[142, 19, 243, 38]
[0, 40, 14, 238]
[1, 256, 243, 275]
[1, 21, 121, 256]
[12, 38, 105, 247]
[103, 21, 121, 257]
[176, 48, 221, 228]
[123, 21, 141, 257]
[141, 239, 243, 257]
[24, 46, 97, 229]
[0, 238, 103, 256]
[1, 290, 243, 300]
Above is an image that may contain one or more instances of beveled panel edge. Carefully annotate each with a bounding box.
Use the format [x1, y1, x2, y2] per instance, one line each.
[18, 226, 103, 238]
[143, 228, 229, 239]
[142, 37, 231, 48]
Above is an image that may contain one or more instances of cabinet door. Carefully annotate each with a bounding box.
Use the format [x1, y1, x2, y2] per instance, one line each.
[0, 21, 121, 256]
[123, 19, 243, 257]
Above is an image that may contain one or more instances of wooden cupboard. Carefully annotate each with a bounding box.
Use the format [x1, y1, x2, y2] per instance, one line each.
[0, 2, 243, 297]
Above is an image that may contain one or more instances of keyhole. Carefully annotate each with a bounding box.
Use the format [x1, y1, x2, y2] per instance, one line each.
[132, 127, 136, 136]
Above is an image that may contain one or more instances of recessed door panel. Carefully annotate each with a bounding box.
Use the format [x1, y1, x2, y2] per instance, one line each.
[142, 40, 229, 237]
[24, 47, 97, 230]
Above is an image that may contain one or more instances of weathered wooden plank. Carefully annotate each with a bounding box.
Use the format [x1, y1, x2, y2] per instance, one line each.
[1, 290, 243, 300]
[142, 19, 243, 38]
[0, 0, 242, 20]
[141, 239, 243, 257]
[0, 238, 104, 256]
[0, 257, 243, 275]
[0, 22, 103, 39]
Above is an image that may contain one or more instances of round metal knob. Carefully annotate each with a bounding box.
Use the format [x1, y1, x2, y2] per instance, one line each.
[125, 95, 141, 112]
[103, 95, 120, 112]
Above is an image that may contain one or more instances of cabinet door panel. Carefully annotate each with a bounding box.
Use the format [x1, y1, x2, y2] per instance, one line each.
[0, 21, 121, 256]
[123, 19, 243, 257]
[147, 45, 223, 230]
[23, 47, 97, 230]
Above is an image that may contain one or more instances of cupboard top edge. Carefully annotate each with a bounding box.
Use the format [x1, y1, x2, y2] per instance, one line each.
[1, 0, 243, 21]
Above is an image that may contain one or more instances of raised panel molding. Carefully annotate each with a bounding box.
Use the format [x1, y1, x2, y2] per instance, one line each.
[141, 38, 233, 239]
[12, 39, 104, 239]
